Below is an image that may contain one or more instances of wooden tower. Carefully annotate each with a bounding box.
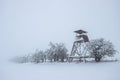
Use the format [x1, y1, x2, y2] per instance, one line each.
[69, 29, 89, 62]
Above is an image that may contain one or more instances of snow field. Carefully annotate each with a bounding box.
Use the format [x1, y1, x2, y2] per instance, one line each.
[1, 60, 120, 80]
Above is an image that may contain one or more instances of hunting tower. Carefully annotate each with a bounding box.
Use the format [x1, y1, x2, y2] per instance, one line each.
[69, 29, 89, 62]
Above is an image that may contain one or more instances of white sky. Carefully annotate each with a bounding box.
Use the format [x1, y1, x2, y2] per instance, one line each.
[0, 0, 120, 59]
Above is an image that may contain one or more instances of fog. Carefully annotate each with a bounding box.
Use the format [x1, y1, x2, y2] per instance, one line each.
[0, 0, 120, 60]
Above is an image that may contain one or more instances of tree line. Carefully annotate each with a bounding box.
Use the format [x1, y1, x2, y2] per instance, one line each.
[11, 42, 68, 63]
[11, 38, 116, 63]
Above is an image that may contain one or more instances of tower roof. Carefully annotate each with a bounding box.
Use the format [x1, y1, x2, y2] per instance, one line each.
[74, 29, 87, 34]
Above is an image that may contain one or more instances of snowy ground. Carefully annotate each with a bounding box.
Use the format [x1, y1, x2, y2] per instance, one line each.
[1, 59, 120, 80]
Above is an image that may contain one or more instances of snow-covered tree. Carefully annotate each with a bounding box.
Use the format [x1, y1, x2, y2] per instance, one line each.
[32, 50, 46, 63]
[45, 49, 54, 62]
[46, 42, 68, 62]
[55, 43, 68, 62]
[87, 38, 116, 62]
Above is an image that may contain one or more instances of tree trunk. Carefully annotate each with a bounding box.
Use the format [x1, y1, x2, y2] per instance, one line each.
[95, 57, 101, 62]
[61, 58, 64, 62]
[95, 54, 102, 62]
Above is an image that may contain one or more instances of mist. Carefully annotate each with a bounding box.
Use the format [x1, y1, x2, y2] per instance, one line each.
[1, 0, 120, 60]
